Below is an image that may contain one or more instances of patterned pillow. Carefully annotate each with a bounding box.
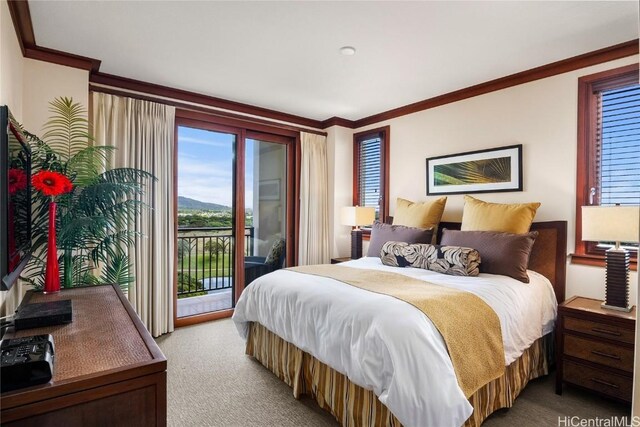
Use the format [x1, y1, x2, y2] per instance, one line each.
[265, 238, 286, 267]
[380, 241, 481, 276]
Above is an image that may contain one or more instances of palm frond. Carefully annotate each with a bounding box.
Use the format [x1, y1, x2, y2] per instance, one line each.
[87, 230, 139, 265]
[66, 146, 116, 186]
[57, 216, 113, 250]
[76, 181, 145, 216]
[20, 254, 46, 289]
[42, 97, 93, 160]
[100, 167, 156, 185]
[25, 132, 65, 174]
[100, 254, 134, 290]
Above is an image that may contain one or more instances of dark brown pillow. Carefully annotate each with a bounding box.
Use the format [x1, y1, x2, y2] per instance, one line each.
[367, 221, 434, 258]
[440, 229, 538, 283]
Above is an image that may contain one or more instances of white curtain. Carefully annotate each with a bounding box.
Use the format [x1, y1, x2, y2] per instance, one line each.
[298, 132, 330, 265]
[92, 92, 175, 337]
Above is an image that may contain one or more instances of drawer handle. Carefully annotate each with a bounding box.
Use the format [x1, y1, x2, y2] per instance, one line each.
[590, 378, 619, 389]
[591, 350, 621, 360]
[591, 327, 621, 336]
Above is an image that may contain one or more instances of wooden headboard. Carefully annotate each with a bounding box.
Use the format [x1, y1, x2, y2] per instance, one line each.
[385, 217, 568, 303]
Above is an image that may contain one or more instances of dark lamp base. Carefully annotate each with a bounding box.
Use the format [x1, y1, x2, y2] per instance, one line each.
[350, 229, 363, 259]
[602, 248, 630, 312]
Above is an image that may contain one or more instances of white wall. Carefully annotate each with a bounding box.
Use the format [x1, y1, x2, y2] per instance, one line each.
[0, 0, 23, 120]
[22, 59, 89, 135]
[326, 125, 353, 258]
[352, 55, 639, 303]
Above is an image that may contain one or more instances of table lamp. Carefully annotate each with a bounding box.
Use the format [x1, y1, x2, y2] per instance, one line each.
[582, 205, 640, 312]
[341, 206, 376, 259]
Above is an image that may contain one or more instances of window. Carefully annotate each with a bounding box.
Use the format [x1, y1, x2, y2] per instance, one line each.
[575, 64, 639, 268]
[353, 126, 390, 224]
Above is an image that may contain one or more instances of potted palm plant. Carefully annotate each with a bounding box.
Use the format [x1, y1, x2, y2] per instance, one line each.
[20, 97, 154, 291]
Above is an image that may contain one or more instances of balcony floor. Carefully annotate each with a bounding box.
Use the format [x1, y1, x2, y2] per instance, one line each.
[177, 289, 233, 318]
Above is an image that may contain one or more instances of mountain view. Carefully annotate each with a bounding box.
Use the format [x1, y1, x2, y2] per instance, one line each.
[178, 196, 231, 211]
[177, 196, 252, 228]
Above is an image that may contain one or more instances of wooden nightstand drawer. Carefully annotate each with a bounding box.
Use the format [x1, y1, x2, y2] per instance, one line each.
[564, 334, 634, 372]
[564, 360, 632, 402]
[564, 316, 634, 344]
[556, 296, 636, 401]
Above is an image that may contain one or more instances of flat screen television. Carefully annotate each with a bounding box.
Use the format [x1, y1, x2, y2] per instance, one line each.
[0, 106, 32, 290]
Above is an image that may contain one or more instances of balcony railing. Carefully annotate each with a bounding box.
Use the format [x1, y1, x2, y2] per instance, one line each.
[177, 226, 254, 298]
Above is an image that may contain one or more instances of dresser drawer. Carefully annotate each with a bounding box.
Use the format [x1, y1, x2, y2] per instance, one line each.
[563, 360, 632, 402]
[564, 334, 634, 372]
[564, 316, 634, 344]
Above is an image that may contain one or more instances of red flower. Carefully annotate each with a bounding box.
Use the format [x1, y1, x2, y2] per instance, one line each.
[8, 168, 27, 194]
[32, 170, 73, 197]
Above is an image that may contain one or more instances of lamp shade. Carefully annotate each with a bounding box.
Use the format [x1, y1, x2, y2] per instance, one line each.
[341, 206, 376, 227]
[582, 206, 640, 243]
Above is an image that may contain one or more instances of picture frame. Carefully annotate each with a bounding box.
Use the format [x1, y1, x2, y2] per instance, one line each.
[426, 144, 523, 195]
[259, 179, 281, 201]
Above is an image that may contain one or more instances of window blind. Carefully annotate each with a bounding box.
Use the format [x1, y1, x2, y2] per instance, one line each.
[358, 135, 382, 219]
[597, 83, 640, 206]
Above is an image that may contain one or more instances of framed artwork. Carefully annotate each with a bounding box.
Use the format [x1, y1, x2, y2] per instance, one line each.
[259, 179, 281, 200]
[426, 144, 523, 195]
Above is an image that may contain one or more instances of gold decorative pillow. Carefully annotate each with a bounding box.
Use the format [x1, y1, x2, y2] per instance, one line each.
[461, 195, 540, 233]
[392, 197, 447, 230]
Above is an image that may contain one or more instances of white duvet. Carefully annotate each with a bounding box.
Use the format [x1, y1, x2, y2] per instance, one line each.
[232, 257, 557, 427]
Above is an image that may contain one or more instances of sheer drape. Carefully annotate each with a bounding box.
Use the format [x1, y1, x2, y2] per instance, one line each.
[298, 132, 330, 265]
[92, 92, 175, 336]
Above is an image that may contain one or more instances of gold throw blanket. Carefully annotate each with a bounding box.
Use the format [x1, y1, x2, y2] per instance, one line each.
[287, 264, 505, 397]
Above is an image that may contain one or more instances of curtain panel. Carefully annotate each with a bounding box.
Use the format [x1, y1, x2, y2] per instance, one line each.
[298, 132, 330, 265]
[92, 92, 175, 337]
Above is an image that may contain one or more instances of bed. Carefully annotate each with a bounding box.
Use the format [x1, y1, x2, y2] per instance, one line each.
[233, 221, 567, 427]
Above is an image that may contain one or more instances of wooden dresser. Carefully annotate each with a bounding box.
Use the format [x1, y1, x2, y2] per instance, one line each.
[1, 284, 167, 426]
[556, 296, 636, 403]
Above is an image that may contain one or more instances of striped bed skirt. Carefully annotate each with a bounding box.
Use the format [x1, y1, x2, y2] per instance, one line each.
[246, 322, 550, 427]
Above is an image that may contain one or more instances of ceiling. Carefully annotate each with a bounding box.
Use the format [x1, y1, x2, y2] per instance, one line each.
[30, 1, 639, 122]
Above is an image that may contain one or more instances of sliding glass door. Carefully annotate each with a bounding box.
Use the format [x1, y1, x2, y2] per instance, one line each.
[176, 123, 238, 320]
[243, 134, 291, 286]
[175, 115, 296, 324]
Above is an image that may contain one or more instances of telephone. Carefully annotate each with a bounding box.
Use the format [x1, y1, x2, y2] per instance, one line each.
[0, 334, 55, 392]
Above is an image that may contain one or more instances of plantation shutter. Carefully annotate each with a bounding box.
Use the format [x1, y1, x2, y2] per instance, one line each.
[358, 134, 383, 220]
[596, 83, 640, 207]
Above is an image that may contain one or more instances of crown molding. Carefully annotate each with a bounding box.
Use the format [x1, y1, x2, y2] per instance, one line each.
[90, 72, 325, 129]
[320, 117, 356, 129]
[7, 0, 101, 72]
[8, 0, 638, 131]
[23, 46, 101, 73]
[352, 39, 639, 129]
[89, 84, 327, 137]
[7, 0, 34, 55]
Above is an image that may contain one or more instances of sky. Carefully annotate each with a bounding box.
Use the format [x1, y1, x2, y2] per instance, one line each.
[177, 126, 254, 209]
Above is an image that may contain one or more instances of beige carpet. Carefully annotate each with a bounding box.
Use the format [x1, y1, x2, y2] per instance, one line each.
[156, 319, 630, 427]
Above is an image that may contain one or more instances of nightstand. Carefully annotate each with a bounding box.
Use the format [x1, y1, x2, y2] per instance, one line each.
[556, 296, 636, 403]
[330, 257, 352, 264]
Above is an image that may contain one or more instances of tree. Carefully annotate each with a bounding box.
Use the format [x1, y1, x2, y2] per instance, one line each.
[177, 239, 193, 261]
[177, 272, 206, 298]
[204, 239, 224, 257]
